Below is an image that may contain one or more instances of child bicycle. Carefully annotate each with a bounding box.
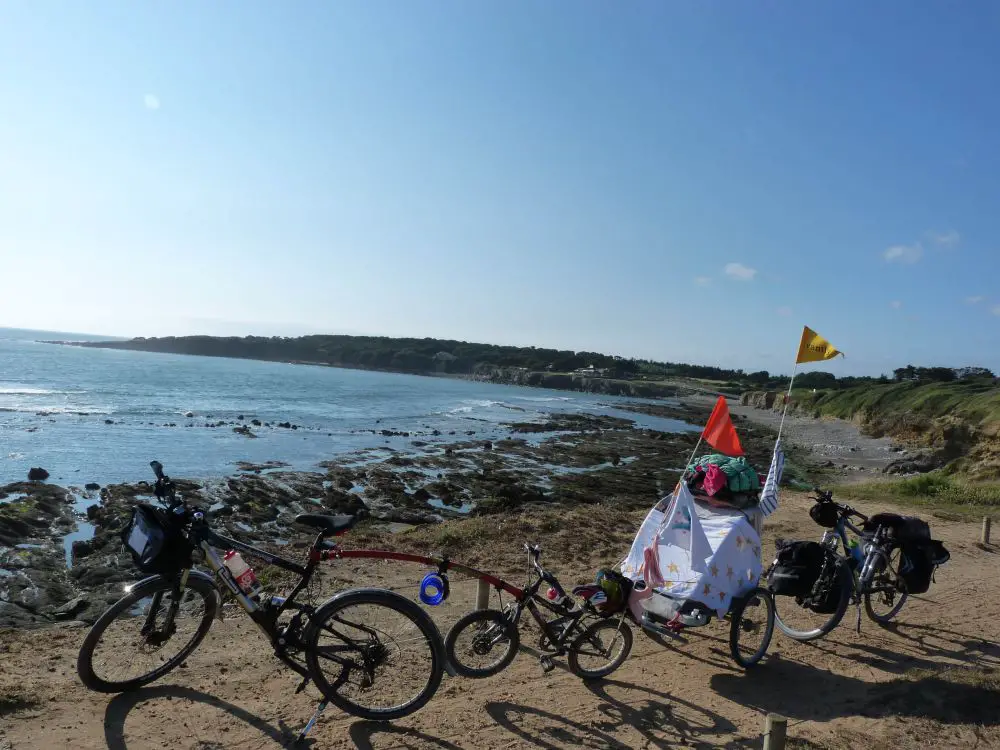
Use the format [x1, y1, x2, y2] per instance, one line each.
[76, 461, 446, 738]
[444, 543, 634, 680]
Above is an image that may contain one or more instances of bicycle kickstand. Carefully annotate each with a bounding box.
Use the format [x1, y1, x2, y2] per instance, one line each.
[296, 700, 328, 744]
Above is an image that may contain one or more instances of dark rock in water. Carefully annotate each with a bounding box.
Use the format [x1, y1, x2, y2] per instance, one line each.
[28, 467, 49, 481]
[85, 482, 100, 491]
[53, 595, 89, 621]
[233, 425, 257, 438]
[483, 441, 493, 451]
[104, 419, 115, 425]
[237, 415, 244, 421]
[72, 539, 95, 559]
[251, 419, 262, 427]
[465, 431, 475, 436]
[278, 422, 292, 429]
[291, 424, 299, 430]
[185, 411, 195, 418]
[611, 454, 621, 467]
[432, 430, 441, 436]
[412, 487, 432, 503]
[86, 504, 101, 521]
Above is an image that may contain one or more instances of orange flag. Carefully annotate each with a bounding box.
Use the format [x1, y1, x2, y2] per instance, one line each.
[702, 396, 744, 457]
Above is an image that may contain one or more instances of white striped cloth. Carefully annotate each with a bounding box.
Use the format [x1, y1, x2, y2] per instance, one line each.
[759, 440, 784, 517]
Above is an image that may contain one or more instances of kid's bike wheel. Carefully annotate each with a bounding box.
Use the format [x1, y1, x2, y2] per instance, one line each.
[77, 573, 219, 693]
[303, 588, 445, 722]
[729, 587, 775, 668]
[567, 619, 633, 680]
[773, 563, 851, 642]
[445, 608, 520, 678]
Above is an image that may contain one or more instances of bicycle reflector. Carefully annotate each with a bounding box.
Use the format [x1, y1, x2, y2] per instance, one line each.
[419, 571, 450, 606]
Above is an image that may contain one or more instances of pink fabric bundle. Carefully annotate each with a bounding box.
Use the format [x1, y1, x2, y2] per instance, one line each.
[702, 464, 727, 496]
[642, 538, 665, 588]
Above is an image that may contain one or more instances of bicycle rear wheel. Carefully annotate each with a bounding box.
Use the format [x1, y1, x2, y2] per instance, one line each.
[864, 546, 909, 624]
[77, 573, 218, 692]
[567, 619, 633, 680]
[303, 588, 445, 721]
[729, 587, 775, 668]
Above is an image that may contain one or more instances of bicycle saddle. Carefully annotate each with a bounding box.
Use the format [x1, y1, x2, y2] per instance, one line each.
[294, 513, 357, 535]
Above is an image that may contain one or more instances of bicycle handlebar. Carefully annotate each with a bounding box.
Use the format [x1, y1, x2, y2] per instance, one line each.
[810, 488, 868, 524]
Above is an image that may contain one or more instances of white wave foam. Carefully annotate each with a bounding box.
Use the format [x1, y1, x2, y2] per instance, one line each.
[0, 405, 112, 415]
[512, 396, 572, 402]
[0, 387, 86, 396]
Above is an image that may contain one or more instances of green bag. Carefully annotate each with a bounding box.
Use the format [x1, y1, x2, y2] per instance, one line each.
[687, 453, 761, 494]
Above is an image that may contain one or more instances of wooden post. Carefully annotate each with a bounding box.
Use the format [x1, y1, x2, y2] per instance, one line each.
[982, 517, 992, 546]
[763, 713, 787, 750]
[476, 579, 490, 610]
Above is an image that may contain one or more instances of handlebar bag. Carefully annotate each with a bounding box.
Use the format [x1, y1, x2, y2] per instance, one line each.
[120, 503, 193, 575]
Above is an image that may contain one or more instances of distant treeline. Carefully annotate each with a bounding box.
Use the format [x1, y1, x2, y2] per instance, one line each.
[75, 335, 641, 377]
[71, 335, 997, 387]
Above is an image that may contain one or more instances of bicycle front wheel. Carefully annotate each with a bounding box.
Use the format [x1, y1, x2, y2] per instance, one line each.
[304, 588, 445, 722]
[729, 587, 775, 668]
[77, 573, 219, 693]
[567, 618, 633, 680]
[773, 564, 851, 642]
[445, 608, 520, 678]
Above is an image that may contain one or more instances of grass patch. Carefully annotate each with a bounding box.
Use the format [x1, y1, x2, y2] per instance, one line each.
[835, 473, 1000, 519]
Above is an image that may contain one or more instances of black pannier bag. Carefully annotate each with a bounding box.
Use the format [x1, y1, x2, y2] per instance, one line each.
[864, 513, 930, 542]
[768, 540, 826, 597]
[120, 503, 193, 575]
[899, 539, 950, 595]
[805, 565, 846, 614]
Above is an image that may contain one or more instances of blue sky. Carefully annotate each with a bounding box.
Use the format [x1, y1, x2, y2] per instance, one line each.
[1, 2, 998, 376]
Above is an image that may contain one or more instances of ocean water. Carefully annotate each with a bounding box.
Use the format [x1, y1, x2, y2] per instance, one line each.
[0, 328, 696, 486]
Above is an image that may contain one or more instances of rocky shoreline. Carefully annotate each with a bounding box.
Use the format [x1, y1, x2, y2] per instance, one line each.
[0, 398, 891, 629]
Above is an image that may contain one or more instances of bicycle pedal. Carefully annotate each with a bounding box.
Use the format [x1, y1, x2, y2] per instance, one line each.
[539, 655, 555, 673]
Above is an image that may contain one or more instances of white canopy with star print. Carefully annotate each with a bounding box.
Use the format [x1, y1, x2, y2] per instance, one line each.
[620, 482, 765, 619]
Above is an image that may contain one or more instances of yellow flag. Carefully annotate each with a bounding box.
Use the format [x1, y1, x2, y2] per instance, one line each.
[796, 326, 843, 364]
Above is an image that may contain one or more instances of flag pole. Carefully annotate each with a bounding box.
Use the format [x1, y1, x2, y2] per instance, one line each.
[776, 363, 798, 443]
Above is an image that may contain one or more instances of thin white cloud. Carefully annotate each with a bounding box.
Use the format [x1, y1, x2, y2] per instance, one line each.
[883, 243, 923, 264]
[724, 262, 757, 281]
[694, 276, 712, 287]
[776, 306, 792, 317]
[966, 295, 985, 305]
[143, 94, 161, 111]
[926, 229, 960, 248]
[890, 300, 902, 309]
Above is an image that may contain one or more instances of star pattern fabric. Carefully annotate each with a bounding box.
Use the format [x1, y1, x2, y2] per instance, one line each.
[622, 493, 764, 619]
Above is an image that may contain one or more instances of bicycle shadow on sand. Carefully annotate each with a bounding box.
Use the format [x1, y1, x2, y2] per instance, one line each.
[485, 678, 744, 750]
[104, 685, 312, 750]
[348, 722, 465, 749]
[711, 657, 1000, 726]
